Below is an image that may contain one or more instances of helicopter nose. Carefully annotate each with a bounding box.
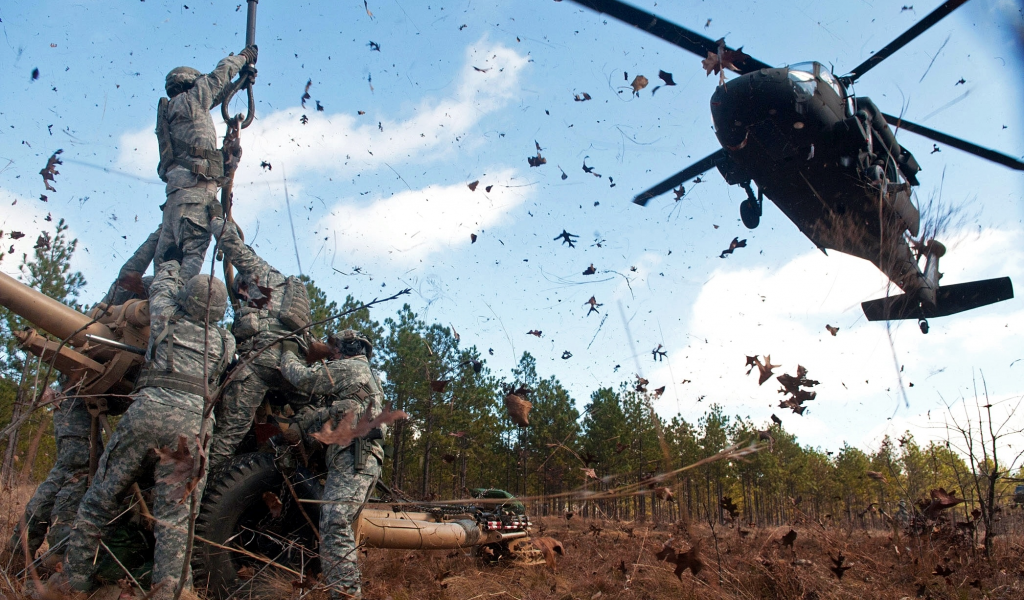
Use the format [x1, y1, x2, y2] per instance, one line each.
[711, 68, 803, 150]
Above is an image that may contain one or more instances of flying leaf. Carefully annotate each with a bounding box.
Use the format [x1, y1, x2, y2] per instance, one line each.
[40, 149, 63, 192]
[866, 471, 887, 483]
[719, 237, 747, 258]
[825, 324, 839, 336]
[580, 467, 597, 480]
[528, 140, 546, 167]
[781, 529, 797, 548]
[830, 552, 852, 580]
[527, 330, 542, 337]
[467, 180, 479, 191]
[658, 70, 676, 86]
[653, 386, 665, 397]
[574, 92, 592, 102]
[582, 264, 596, 275]
[301, 79, 312, 108]
[504, 393, 532, 427]
[430, 380, 449, 393]
[311, 406, 409, 447]
[654, 486, 674, 501]
[721, 496, 740, 519]
[155, 434, 206, 503]
[630, 75, 648, 96]
[470, 233, 477, 243]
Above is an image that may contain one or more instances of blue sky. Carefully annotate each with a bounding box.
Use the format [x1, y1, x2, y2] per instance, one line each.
[1, 0, 1022, 454]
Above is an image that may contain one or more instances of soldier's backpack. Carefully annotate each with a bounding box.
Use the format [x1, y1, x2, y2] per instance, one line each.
[277, 276, 312, 332]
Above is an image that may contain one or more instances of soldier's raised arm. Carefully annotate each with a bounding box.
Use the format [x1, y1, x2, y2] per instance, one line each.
[209, 216, 274, 282]
[101, 226, 161, 305]
[189, 51, 252, 111]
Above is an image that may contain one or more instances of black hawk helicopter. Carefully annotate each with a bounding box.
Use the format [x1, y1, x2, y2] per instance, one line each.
[567, 0, 1020, 333]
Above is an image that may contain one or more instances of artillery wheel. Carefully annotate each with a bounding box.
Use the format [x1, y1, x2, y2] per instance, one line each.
[194, 452, 321, 599]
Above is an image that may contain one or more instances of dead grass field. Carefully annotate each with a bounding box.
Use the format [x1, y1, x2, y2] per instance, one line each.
[2, 487, 1022, 600]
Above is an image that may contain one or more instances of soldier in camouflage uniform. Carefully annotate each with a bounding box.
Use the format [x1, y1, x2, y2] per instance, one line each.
[100, 225, 161, 305]
[8, 240, 161, 564]
[6, 396, 90, 563]
[278, 330, 385, 600]
[60, 258, 235, 600]
[153, 45, 256, 282]
[206, 216, 312, 474]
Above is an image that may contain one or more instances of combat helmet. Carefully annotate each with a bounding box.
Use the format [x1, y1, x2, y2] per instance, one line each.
[330, 328, 373, 359]
[165, 66, 202, 96]
[180, 274, 228, 322]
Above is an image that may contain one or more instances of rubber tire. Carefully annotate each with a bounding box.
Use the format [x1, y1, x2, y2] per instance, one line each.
[740, 198, 761, 229]
[194, 452, 320, 599]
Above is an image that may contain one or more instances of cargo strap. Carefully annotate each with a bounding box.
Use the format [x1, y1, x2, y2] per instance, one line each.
[134, 369, 208, 397]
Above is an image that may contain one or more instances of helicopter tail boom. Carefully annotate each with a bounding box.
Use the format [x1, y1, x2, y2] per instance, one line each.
[861, 277, 1013, 322]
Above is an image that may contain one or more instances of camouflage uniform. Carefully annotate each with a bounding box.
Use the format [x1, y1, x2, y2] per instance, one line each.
[63, 260, 235, 600]
[279, 348, 385, 599]
[206, 217, 310, 474]
[101, 225, 160, 305]
[7, 397, 90, 560]
[10, 236, 161, 562]
[153, 54, 248, 282]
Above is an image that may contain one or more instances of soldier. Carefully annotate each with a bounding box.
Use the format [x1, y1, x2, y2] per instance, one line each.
[205, 216, 312, 474]
[5, 394, 89, 567]
[57, 255, 235, 600]
[153, 45, 257, 282]
[101, 225, 161, 305]
[7, 234, 161, 567]
[278, 329, 385, 600]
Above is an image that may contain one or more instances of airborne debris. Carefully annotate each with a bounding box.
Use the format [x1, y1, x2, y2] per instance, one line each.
[260, 161, 272, 171]
[554, 229, 579, 248]
[528, 140, 547, 167]
[470, 233, 477, 243]
[582, 158, 601, 177]
[40, 149, 63, 192]
[368, 41, 381, 52]
[719, 237, 747, 258]
[825, 324, 839, 336]
[582, 264, 596, 275]
[746, 355, 780, 385]
[702, 38, 752, 84]
[656, 539, 703, 578]
[561, 350, 573, 359]
[155, 434, 206, 503]
[467, 180, 479, 191]
[630, 74, 648, 96]
[574, 92, 592, 102]
[504, 392, 532, 427]
[312, 407, 409, 448]
[301, 79, 312, 108]
[585, 296, 602, 316]
[652, 344, 667, 361]
[527, 330, 542, 337]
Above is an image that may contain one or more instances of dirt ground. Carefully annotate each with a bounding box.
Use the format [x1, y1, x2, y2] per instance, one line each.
[2, 486, 1023, 600]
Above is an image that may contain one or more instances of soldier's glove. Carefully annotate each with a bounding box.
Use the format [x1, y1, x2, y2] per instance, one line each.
[161, 244, 184, 264]
[240, 44, 258, 65]
[280, 339, 300, 357]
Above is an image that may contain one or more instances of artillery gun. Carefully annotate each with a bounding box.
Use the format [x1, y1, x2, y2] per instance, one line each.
[0, 271, 537, 596]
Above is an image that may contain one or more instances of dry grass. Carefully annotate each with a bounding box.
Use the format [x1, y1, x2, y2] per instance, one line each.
[2, 487, 1023, 600]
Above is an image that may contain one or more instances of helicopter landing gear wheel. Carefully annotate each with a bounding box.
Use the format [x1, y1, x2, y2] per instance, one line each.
[918, 318, 929, 334]
[740, 198, 761, 229]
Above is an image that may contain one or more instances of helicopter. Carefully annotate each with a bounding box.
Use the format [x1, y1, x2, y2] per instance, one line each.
[567, 0, 1020, 333]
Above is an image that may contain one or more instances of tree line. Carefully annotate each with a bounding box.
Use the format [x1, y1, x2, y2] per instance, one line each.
[2, 220, 1022, 535]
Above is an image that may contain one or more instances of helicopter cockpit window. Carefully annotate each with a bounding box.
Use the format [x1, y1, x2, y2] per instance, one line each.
[787, 64, 817, 102]
[817, 68, 846, 100]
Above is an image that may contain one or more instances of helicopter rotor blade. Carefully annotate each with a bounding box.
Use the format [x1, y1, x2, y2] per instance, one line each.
[567, 0, 771, 73]
[843, 0, 970, 83]
[633, 150, 727, 206]
[883, 113, 1024, 171]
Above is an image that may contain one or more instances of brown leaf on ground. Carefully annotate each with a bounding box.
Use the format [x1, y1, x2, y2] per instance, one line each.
[236, 565, 255, 580]
[530, 537, 565, 570]
[504, 393, 532, 427]
[262, 491, 284, 518]
[40, 149, 63, 192]
[311, 406, 409, 447]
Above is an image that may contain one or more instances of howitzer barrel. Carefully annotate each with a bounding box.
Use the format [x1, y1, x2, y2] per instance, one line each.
[0, 270, 113, 346]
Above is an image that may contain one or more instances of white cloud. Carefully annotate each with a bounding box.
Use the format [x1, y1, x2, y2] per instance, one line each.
[640, 227, 1024, 449]
[321, 170, 531, 264]
[116, 40, 530, 191]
